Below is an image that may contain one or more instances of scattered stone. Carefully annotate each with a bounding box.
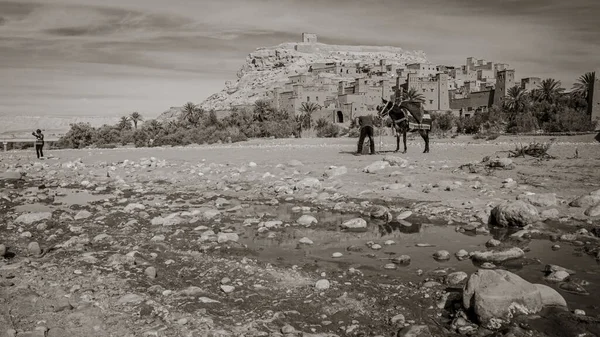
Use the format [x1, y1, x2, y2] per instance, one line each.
[294, 177, 322, 190]
[217, 233, 239, 244]
[315, 279, 330, 290]
[396, 210, 412, 220]
[341, 218, 367, 230]
[397, 325, 432, 337]
[74, 210, 92, 220]
[323, 166, 348, 178]
[569, 194, 600, 208]
[533, 284, 567, 308]
[384, 263, 397, 270]
[28, 242, 42, 256]
[446, 271, 468, 286]
[363, 161, 390, 173]
[517, 193, 558, 207]
[585, 204, 600, 217]
[332, 252, 343, 258]
[118, 293, 144, 305]
[455, 250, 470, 261]
[574, 309, 586, 316]
[471, 247, 525, 263]
[544, 264, 575, 275]
[15, 212, 52, 225]
[541, 209, 560, 220]
[299, 237, 314, 245]
[0, 244, 6, 257]
[545, 270, 570, 282]
[392, 255, 411, 265]
[220, 285, 235, 293]
[145, 267, 157, 279]
[433, 250, 451, 261]
[297, 214, 318, 226]
[390, 313, 405, 325]
[487, 158, 514, 169]
[490, 201, 540, 227]
[486, 239, 501, 248]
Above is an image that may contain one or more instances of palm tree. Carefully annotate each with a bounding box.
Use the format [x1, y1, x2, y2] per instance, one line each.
[181, 102, 204, 127]
[117, 116, 132, 130]
[401, 87, 426, 103]
[536, 78, 565, 104]
[142, 119, 162, 137]
[503, 85, 529, 114]
[572, 71, 595, 99]
[130, 112, 143, 129]
[253, 100, 273, 122]
[299, 102, 321, 129]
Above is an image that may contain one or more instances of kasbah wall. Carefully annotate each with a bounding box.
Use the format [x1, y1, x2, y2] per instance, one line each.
[270, 34, 599, 126]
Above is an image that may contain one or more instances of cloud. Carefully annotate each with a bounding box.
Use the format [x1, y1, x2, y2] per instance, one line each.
[0, 0, 598, 119]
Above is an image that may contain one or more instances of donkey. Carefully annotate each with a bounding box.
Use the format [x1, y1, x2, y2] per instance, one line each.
[377, 98, 431, 153]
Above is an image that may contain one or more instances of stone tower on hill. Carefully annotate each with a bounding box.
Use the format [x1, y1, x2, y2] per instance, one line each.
[493, 69, 515, 107]
[302, 33, 318, 43]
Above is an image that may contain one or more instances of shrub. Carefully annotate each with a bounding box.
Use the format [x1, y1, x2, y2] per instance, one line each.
[316, 122, 341, 138]
[58, 122, 96, 149]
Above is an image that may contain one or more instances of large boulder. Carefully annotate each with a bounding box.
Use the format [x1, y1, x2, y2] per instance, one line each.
[585, 204, 600, 217]
[463, 269, 567, 330]
[569, 194, 600, 208]
[489, 201, 539, 227]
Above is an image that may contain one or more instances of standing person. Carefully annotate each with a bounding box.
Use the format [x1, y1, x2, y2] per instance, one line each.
[356, 115, 376, 155]
[32, 129, 44, 159]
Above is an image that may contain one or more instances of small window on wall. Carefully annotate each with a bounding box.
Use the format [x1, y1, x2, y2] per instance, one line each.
[307, 96, 310, 102]
[429, 100, 433, 104]
[316, 96, 319, 101]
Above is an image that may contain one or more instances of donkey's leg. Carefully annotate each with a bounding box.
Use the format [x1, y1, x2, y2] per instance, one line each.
[419, 130, 430, 153]
[402, 131, 407, 154]
[394, 127, 400, 152]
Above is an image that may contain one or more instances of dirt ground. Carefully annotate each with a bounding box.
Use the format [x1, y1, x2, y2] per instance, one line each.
[1, 134, 600, 337]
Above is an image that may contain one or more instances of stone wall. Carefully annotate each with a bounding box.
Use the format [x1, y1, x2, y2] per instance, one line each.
[590, 70, 600, 130]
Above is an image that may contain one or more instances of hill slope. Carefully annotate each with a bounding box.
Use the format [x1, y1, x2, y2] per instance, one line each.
[158, 41, 429, 121]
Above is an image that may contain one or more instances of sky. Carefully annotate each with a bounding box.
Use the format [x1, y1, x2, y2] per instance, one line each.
[1, 0, 599, 119]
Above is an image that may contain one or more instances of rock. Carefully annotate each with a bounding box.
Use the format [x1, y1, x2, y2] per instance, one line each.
[341, 218, 367, 230]
[74, 210, 92, 220]
[323, 166, 348, 178]
[124, 203, 145, 212]
[540, 209, 560, 220]
[585, 204, 600, 217]
[574, 309, 586, 315]
[15, 212, 52, 224]
[117, 293, 144, 305]
[569, 194, 600, 208]
[217, 233, 239, 244]
[281, 324, 296, 334]
[446, 271, 468, 286]
[487, 158, 514, 169]
[383, 156, 408, 167]
[295, 177, 322, 190]
[0, 171, 23, 181]
[464, 270, 543, 329]
[397, 325, 432, 337]
[433, 250, 451, 261]
[315, 279, 330, 290]
[517, 193, 558, 207]
[220, 285, 235, 293]
[287, 160, 303, 167]
[545, 270, 570, 282]
[490, 201, 540, 227]
[390, 313, 405, 324]
[332, 252, 343, 258]
[455, 249, 470, 261]
[471, 247, 525, 263]
[299, 237, 314, 245]
[486, 239, 501, 248]
[396, 211, 412, 220]
[0, 244, 6, 257]
[369, 205, 392, 220]
[297, 214, 318, 226]
[145, 267, 157, 279]
[533, 284, 567, 308]
[392, 255, 411, 265]
[363, 161, 390, 173]
[544, 264, 575, 275]
[28, 242, 42, 256]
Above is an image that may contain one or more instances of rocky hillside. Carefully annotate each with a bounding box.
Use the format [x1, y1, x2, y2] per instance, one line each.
[197, 41, 429, 113]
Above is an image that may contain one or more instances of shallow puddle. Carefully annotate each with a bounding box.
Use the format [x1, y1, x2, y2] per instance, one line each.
[226, 202, 600, 316]
[53, 188, 115, 206]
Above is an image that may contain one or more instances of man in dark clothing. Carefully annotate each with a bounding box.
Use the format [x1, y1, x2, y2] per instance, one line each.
[32, 129, 44, 159]
[356, 115, 376, 155]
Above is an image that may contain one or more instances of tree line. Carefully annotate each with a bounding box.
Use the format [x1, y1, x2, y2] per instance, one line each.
[56, 72, 597, 149]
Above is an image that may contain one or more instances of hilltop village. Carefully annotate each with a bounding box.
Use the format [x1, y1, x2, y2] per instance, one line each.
[270, 33, 598, 124]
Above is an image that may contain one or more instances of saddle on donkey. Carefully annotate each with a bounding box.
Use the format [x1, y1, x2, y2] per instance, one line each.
[397, 101, 432, 131]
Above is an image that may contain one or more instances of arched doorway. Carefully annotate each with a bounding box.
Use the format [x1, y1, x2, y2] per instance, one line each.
[336, 111, 344, 123]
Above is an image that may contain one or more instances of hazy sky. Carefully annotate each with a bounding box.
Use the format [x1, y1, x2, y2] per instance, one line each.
[1, 0, 599, 118]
